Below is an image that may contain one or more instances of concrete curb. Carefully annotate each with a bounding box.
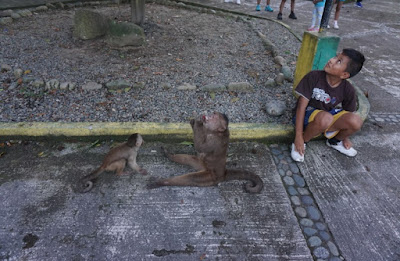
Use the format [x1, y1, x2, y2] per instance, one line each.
[0, 121, 294, 142]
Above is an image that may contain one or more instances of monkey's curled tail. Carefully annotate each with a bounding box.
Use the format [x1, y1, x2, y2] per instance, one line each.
[79, 168, 103, 193]
[225, 169, 263, 193]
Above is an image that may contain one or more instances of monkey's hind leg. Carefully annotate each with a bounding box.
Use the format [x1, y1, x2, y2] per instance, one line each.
[161, 146, 205, 171]
[147, 170, 216, 189]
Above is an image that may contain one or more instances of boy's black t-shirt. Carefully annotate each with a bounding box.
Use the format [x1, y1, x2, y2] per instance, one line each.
[295, 70, 357, 112]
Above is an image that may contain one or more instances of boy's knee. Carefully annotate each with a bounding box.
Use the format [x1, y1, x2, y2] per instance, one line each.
[315, 112, 334, 129]
[349, 113, 363, 130]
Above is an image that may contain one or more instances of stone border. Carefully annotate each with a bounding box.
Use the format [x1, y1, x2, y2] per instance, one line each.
[270, 144, 344, 261]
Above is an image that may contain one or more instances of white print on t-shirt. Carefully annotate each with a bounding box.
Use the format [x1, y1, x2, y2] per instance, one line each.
[311, 88, 331, 104]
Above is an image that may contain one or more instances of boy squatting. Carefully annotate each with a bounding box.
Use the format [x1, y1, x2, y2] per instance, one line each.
[291, 48, 366, 162]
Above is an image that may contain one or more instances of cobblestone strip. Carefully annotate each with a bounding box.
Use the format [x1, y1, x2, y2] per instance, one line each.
[270, 144, 344, 261]
[368, 112, 400, 125]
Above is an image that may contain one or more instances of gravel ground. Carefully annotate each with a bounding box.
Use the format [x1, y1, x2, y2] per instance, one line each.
[0, 1, 301, 124]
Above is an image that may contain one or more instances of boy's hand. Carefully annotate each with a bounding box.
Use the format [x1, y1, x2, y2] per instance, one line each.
[294, 138, 305, 156]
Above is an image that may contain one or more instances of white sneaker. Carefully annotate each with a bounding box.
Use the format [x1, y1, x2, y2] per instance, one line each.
[326, 140, 357, 157]
[333, 21, 339, 29]
[291, 143, 305, 162]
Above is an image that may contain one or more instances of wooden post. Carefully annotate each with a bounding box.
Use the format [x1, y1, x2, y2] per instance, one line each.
[131, 0, 145, 26]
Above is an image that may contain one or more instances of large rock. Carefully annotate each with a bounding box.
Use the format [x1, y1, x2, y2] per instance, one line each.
[106, 20, 145, 47]
[73, 10, 109, 40]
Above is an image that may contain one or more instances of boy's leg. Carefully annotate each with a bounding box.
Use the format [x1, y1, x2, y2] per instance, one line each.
[303, 111, 334, 142]
[291, 110, 332, 162]
[326, 112, 362, 146]
[325, 112, 362, 156]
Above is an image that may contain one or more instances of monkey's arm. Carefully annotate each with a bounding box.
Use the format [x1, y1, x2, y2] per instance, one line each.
[127, 156, 147, 175]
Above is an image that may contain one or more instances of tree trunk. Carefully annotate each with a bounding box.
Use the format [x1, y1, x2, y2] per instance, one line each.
[131, 0, 145, 26]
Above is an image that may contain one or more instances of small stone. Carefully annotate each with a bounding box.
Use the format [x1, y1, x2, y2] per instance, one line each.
[10, 13, 21, 19]
[1, 64, 12, 72]
[293, 174, 306, 187]
[295, 207, 307, 218]
[283, 176, 295, 186]
[161, 82, 172, 90]
[308, 236, 322, 247]
[132, 82, 145, 89]
[301, 195, 314, 205]
[60, 82, 76, 90]
[274, 56, 286, 66]
[106, 80, 130, 90]
[46, 3, 57, 9]
[281, 65, 293, 82]
[291, 196, 300, 205]
[200, 83, 226, 92]
[287, 186, 298, 196]
[307, 206, 321, 220]
[16, 9, 33, 17]
[300, 218, 314, 227]
[35, 6, 48, 12]
[275, 73, 285, 85]
[304, 227, 317, 236]
[313, 247, 330, 259]
[289, 162, 299, 174]
[265, 78, 276, 87]
[46, 79, 60, 89]
[315, 222, 327, 230]
[329, 257, 342, 261]
[227, 82, 253, 92]
[270, 148, 281, 155]
[177, 83, 196, 90]
[0, 9, 13, 17]
[0, 17, 13, 25]
[319, 230, 331, 241]
[297, 187, 310, 195]
[14, 69, 23, 79]
[82, 81, 102, 90]
[32, 79, 45, 88]
[329, 236, 344, 250]
[265, 100, 286, 116]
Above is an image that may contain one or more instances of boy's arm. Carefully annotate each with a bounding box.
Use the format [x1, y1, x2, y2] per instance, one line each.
[294, 96, 309, 155]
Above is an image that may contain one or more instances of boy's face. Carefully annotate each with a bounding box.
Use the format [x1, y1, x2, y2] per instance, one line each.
[324, 53, 351, 79]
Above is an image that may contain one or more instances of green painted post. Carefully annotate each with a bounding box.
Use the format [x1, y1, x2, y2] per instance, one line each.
[293, 31, 340, 89]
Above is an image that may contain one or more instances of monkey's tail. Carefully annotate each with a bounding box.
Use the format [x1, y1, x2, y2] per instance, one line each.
[79, 168, 102, 193]
[225, 169, 264, 193]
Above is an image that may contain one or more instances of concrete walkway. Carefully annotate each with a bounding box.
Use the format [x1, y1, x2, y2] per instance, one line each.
[0, 0, 399, 260]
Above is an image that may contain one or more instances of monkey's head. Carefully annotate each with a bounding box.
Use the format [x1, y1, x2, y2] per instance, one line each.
[127, 133, 144, 148]
[202, 112, 229, 133]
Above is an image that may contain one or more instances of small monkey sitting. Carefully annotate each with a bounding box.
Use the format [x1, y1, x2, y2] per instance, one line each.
[80, 133, 147, 193]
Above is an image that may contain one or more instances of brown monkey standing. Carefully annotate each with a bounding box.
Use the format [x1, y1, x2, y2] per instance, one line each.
[80, 133, 147, 193]
[147, 112, 263, 193]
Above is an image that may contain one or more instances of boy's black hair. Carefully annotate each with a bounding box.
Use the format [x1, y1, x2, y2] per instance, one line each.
[342, 48, 365, 78]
